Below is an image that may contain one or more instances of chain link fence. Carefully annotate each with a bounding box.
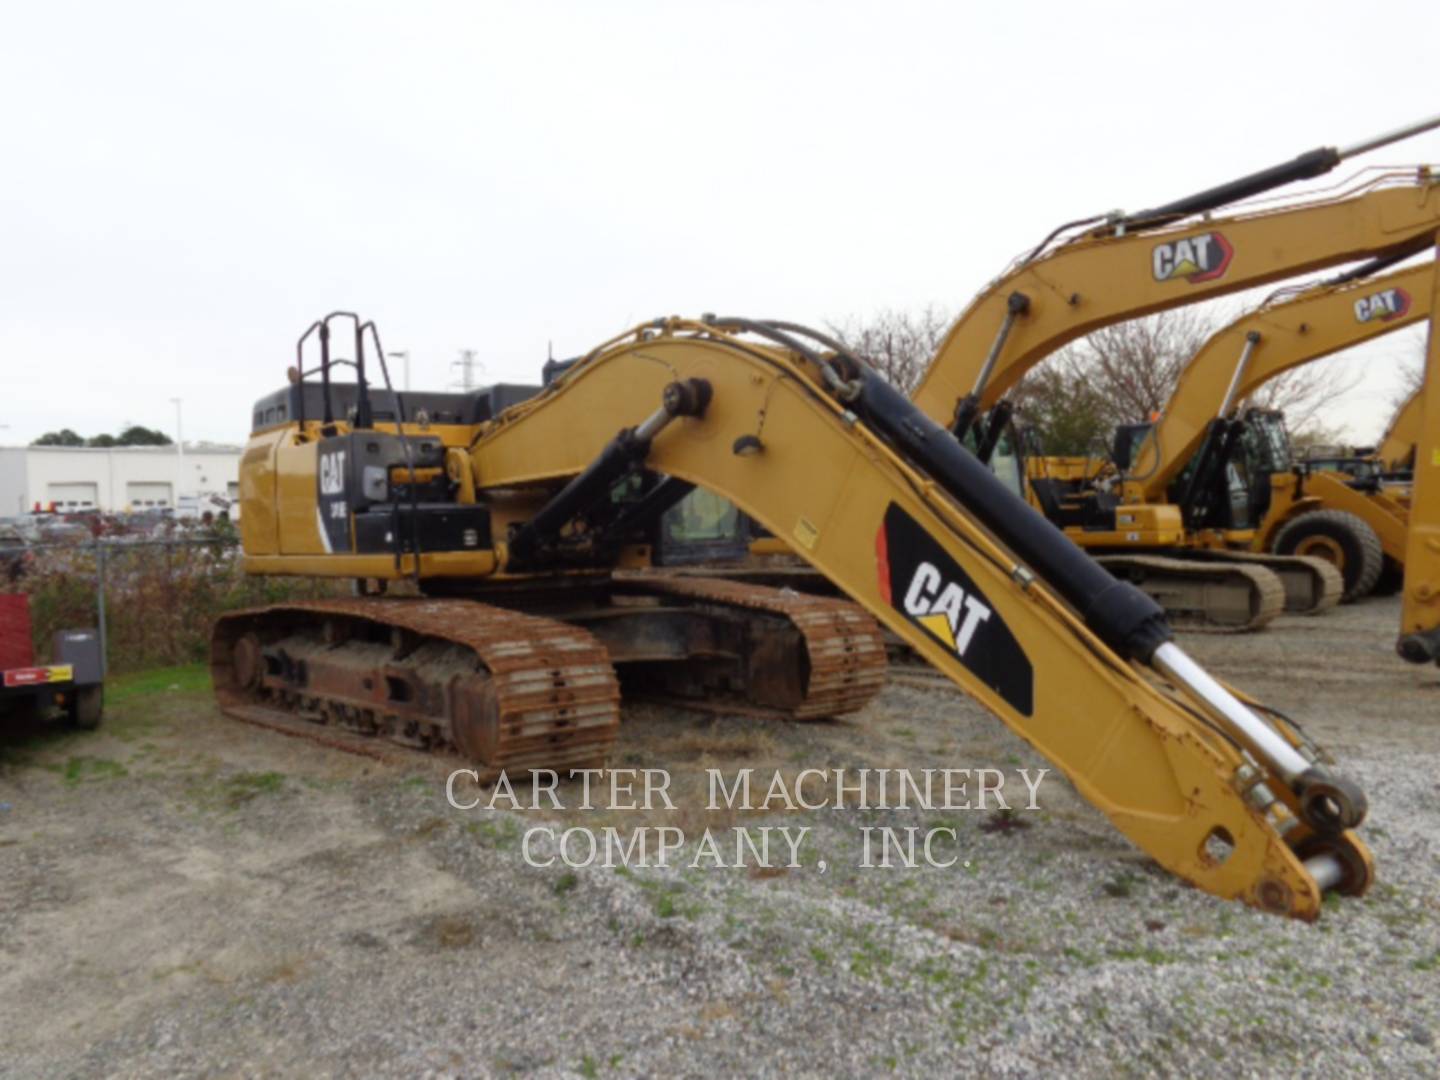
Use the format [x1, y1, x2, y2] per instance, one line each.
[10, 535, 340, 674]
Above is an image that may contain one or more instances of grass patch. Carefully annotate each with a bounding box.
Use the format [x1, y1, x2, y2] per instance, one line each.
[107, 664, 211, 704]
[225, 770, 285, 805]
[1413, 950, 1440, 972]
[554, 872, 579, 896]
[464, 816, 522, 851]
[1102, 870, 1141, 899]
[1109, 945, 1175, 966]
[63, 756, 128, 783]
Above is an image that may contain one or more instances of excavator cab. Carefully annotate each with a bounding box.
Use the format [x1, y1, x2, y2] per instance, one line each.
[652, 487, 752, 566]
[1111, 423, 1154, 473]
[987, 425, 1029, 502]
[1236, 408, 1294, 526]
[1167, 408, 1294, 532]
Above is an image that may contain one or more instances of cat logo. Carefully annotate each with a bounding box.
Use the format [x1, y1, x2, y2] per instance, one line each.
[319, 450, 347, 495]
[1354, 287, 1412, 323]
[902, 562, 992, 658]
[876, 503, 1033, 715]
[1151, 232, 1233, 284]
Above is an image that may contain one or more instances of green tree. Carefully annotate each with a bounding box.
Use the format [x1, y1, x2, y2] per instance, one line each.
[1010, 365, 1115, 456]
[115, 425, 173, 446]
[32, 429, 85, 446]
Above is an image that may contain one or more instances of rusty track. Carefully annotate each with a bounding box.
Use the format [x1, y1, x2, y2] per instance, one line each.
[211, 598, 621, 773]
[620, 573, 887, 719]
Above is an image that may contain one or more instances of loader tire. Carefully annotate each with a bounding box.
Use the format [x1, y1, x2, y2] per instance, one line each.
[1372, 556, 1405, 597]
[1272, 510, 1383, 603]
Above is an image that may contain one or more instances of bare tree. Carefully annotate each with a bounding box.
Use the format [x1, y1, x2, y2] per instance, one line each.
[1013, 308, 1365, 453]
[825, 305, 952, 394]
[1391, 338, 1428, 408]
[1240, 359, 1363, 434]
[1009, 309, 1219, 455]
[826, 304, 1368, 455]
[1080, 307, 1219, 425]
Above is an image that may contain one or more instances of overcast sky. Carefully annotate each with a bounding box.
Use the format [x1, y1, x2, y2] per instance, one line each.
[3, 1, 1438, 448]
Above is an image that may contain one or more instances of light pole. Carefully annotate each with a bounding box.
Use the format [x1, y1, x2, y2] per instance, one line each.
[387, 351, 411, 392]
[170, 397, 183, 509]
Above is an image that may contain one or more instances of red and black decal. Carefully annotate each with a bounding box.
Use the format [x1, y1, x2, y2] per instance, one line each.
[1353, 287, 1413, 323]
[877, 503, 1033, 716]
[1151, 231, 1234, 284]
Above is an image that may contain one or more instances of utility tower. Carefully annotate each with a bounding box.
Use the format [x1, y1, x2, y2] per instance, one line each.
[451, 349, 482, 391]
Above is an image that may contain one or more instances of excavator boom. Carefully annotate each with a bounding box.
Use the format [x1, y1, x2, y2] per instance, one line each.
[472, 319, 1371, 915]
[912, 172, 1440, 435]
[1379, 387, 1422, 473]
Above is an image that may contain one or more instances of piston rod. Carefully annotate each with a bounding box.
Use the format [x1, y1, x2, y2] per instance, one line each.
[1150, 642, 1366, 832]
[1217, 331, 1262, 419]
[1151, 642, 1310, 783]
[1304, 853, 1345, 894]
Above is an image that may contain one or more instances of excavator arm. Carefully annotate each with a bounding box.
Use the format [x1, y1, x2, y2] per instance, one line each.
[472, 318, 1369, 917]
[1126, 259, 1435, 503]
[911, 171, 1440, 437]
[1379, 387, 1421, 473]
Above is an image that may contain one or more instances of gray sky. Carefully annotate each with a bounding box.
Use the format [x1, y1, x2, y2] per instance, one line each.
[3, 0, 1438, 447]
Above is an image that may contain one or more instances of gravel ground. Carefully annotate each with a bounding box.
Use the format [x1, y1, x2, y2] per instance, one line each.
[1, 597, 1437, 1078]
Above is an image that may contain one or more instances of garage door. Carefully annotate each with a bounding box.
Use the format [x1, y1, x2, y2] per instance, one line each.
[46, 482, 98, 510]
[126, 482, 173, 509]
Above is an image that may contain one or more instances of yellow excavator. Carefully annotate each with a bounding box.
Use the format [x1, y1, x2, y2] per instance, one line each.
[906, 125, 1440, 627]
[1070, 257, 1436, 606]
[221, 310, 1369, 920]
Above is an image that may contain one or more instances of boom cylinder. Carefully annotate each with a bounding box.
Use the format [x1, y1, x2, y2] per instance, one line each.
[1217, 331, 1262, 419]
[855, 371, 1173, 663]
[952, 292, 1031, 437]
[854, 370, 1366, 834]
[506, 378, 712, 567]
[1120, 113, 1440, 232]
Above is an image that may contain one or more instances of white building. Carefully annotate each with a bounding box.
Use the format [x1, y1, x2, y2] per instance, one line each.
[0, 443, 242, 516]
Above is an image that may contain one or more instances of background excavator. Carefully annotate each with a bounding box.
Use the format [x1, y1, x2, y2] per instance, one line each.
[220, 309, 1372, 920]
[903, 123, 1440, 628]
[1052, 257, 1436, 609]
